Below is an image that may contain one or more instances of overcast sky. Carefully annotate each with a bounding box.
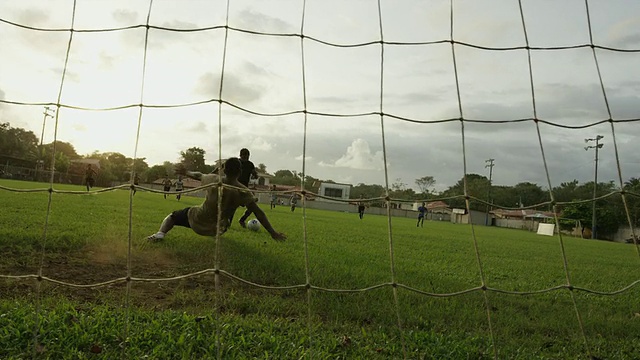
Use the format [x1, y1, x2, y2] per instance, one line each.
[1, 0, 639, 192]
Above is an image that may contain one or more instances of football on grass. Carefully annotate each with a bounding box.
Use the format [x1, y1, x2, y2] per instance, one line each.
[247, 219, 261, 231]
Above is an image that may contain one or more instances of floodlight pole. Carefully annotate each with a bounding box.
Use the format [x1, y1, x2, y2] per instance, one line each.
[485, 158, 495, 226]
[584, 135, 604, 239]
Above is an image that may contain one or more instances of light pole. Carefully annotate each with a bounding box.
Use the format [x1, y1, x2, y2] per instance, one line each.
[485, 158, 495, 226]
[37, 106, 56, 179]
[585, 135, 604, 239]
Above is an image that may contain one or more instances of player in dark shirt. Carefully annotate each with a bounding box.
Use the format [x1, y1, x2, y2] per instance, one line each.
[235, 148, 259, 228]
[84, 164, 97, 191]
[417, 202, 427, 227]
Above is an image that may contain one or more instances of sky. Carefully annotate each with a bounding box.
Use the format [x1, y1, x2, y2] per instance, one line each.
[1, 0, 639, 193]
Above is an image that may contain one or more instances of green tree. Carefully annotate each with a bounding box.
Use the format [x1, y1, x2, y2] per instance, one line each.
[623, 177, 640, 226]
[0, 122, 39, 160]
[257, 163, 267, 173]
[147, 165, 168, 183]
[441, 174, 491, 210]
[415, 176, 435, 195]
[180, 147, 206, 172]
[351, 183, 386, 206]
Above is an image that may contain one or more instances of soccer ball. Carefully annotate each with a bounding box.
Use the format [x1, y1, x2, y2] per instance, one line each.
[247, 219, 261, 232]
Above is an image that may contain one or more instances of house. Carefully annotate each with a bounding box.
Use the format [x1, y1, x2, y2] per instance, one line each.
[491, 208, 557, 231]
[249, 171, 273, 187]
[317, 182, 351, 202]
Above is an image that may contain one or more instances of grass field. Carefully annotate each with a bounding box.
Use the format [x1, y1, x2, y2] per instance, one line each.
[1, 179, 639, 359]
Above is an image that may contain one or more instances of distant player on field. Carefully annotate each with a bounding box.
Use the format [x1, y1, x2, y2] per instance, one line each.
[162, 175, 172, 199]
[133, 173, 140, 196]
[357, 196, 366, 220]
[417, 202, 427, 227]
[269, 184, 277, 209]
[84, 164, 97, 192]
[290, 194, 298, 212]
[147, 157, 286, 242]
[175, 176, 184, 201]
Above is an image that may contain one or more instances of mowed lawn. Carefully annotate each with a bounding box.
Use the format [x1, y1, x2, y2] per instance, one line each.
[1, 179, 639, 359]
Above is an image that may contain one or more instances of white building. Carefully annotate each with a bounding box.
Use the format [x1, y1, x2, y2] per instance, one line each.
[317, 182, 351, 202]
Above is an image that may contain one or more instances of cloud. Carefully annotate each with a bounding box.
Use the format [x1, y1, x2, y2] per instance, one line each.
[112, 9, 139, 24]
[249, 137, 273, 151]
[186, 121, 207, 133]
[194, 71, 263, 104]
[607, 17, 640, 48]
[319, 138, 385, 170]
[295, 154, 313, 162]
[234, 9, 295, 33]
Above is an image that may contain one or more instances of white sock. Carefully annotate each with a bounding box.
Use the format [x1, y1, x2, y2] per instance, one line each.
[154, 232, 165, 239]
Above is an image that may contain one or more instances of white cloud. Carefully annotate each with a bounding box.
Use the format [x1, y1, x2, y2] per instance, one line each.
[294, 154, 313, 162]
[319, 138, 386, 171]
[249, 137, 273, 152]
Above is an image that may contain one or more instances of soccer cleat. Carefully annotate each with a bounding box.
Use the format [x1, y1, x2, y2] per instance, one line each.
[147, 232, 165, 242]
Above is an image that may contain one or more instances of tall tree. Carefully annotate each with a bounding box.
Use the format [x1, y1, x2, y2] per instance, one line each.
[0, 122, 39, 160]
[623, 177, 640, 226]
[415, 176, 436, 195]
[180, 147, 206, 172]
[257, 163, 267, 173]
[441, 174, 491, 210]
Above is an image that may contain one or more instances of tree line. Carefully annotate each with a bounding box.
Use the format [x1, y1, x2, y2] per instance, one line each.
[2, 122, 638, 237]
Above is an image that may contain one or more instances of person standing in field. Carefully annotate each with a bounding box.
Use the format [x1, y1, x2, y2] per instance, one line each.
[147, 157, 286, 242]
[290, 194, 298, 212]
[175, 175, 184, 201]
[84, 164, 97, 192]
[269, 184, 278, 209]
[162, 175, 172, 200]
[235, 148, 259, 228]
[133, 173, 140, 196]
[417, 202, 427, 227]
[357, 196, 366, 220]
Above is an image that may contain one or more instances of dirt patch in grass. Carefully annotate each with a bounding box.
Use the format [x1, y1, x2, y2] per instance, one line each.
[0, 240, 225, 310]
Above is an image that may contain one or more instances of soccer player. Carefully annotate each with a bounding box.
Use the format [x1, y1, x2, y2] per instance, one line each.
[84, 164, 97, 191]
[269, 184, 277, 209]
[133, 173, 140, 196]
[162, 175, 172, 199]
[147, 157, 286, 242]
[175, 175, 184, 201]
[417, 202, 427, 227]
[290, 194, 298, 212]
[357, 196, 366, 220]
[235, 148, 259, 227]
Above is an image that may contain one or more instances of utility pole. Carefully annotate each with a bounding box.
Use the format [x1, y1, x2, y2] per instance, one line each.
[485, 158, 495, 226]
[585, 135, 604, 239]
[37, 106, 56, 179]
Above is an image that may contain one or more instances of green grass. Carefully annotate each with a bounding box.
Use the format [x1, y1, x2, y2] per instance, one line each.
[1, 179, 639, 359]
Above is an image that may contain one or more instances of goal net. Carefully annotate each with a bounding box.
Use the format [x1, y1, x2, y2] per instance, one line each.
[0, 0, 639, 358]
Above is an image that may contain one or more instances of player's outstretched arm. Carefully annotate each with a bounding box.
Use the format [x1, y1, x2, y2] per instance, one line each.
[247, 202, 286, 241]
[174, 164, 202, 181]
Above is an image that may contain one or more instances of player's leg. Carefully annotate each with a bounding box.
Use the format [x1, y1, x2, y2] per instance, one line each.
[239, 208, 252, 226]
[148, 207, 191, 241]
